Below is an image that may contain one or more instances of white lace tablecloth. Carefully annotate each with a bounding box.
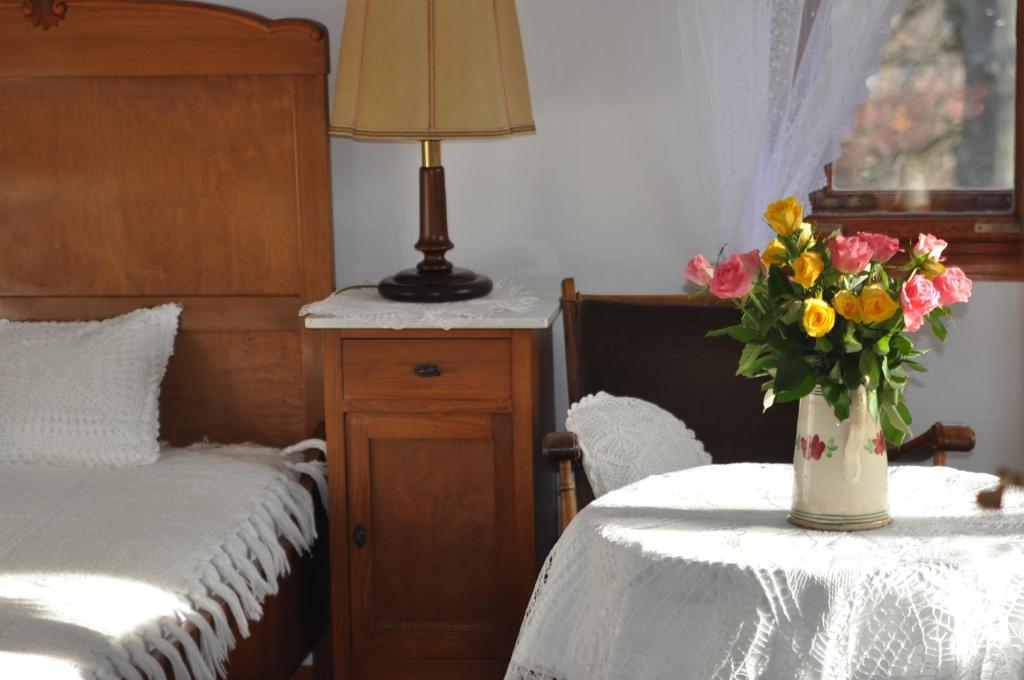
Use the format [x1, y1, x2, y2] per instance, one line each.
[507, 463, 1024, 680]
[301, 280, 558, 330]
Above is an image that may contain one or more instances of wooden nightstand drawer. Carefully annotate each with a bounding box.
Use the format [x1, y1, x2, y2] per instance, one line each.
[341, 338, 511, 401]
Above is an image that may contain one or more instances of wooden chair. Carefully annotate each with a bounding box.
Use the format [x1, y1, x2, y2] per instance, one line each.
[977, 470, 1024, 509]
[544, 278, 977, 532]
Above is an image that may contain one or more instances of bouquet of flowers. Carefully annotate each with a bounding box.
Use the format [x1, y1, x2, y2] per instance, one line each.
[685, 196, 972, 445]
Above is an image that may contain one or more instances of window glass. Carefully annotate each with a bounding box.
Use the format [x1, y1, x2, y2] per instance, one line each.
[832, 0, 1016, 198]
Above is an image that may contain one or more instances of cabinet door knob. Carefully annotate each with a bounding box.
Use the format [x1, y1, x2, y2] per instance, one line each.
[353, 524, 368, 549]
[413, 363, 442, 378]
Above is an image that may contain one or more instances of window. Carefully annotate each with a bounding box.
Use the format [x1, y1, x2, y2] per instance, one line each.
[810, 0, 1022, 279]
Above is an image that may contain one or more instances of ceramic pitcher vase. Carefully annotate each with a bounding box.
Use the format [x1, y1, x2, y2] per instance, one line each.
[789, 387, 892, 531]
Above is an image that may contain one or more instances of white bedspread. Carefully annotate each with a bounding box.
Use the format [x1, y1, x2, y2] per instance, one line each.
[507, 463, 1024, 680]
[0, 441, 326, 680]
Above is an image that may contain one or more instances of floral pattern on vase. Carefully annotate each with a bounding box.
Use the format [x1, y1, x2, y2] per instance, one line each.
[864, 431, 886, 456]
[797, 435, 839, 460]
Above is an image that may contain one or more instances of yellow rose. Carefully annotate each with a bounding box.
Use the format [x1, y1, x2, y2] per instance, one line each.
[802, 298, 836, 338]
[763, 196, 804, 236]
[763, 238, 788, 267]
[859, 284, 900, 324]
[833, 290, 862, 323]
[792, 251, 824, 289]
[798, 222, 815, 247]
[921, 259, 947, 280]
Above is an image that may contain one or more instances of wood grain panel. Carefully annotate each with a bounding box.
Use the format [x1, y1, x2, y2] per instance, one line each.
[0, 76, 301, 296]
[345, 413, 517, 661]
[342, 339, 511, 401]
[0, 296, 301, 330]
[351, 658, 509, 679]
[0, 1, 327, 76]
[160, 331, 307, 447]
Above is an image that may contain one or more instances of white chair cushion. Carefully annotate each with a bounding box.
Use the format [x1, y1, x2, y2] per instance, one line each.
[566, 391, 712, 497]
[0, 304, 181, 466]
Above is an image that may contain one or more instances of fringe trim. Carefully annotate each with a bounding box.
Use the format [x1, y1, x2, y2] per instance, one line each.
[81, 440, 328, 680]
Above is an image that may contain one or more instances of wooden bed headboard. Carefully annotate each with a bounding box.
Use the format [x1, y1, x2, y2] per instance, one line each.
[0, 0, 335, 447]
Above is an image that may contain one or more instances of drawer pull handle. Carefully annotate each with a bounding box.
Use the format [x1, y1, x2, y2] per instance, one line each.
[353, 524, 368, 549]
[414, 363, 442, 378]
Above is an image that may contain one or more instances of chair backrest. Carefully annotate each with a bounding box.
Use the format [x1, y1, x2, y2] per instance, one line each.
[561, 278, 798, 506]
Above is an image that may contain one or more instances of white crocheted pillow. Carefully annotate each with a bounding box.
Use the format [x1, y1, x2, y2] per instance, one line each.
[566, 392, 712, 497]
[0, 304, 181, 466]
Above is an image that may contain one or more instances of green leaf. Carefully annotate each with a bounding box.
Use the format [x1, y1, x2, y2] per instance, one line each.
[903, 360, 928, 373]
[882, 403, 910, 434]
[729, 326, 761, 343]
[880, 355, 892, 385]
[874, 335, 891, 356]
[859, 351, 880, 390]
[896, 400, 913, 428]
[766, 335, 800, 358]
[757, 307, 784, 335]
[841, 356, 861, 390]
[814, 336, 834, 353]
[821, 381, 841, 404]
[928, 315, 948, 341]
[880, 410, 905, 446]
[707, 324, 760, 343]
[829, 361, 843, 383]
[781, 300, 803, 325]
[832, 390, 851, 421]
[842, 323, 862, 353]
[737, 343, 765, 378]
[774, 354, 816, 402]
[767, 266, 795, 299]
[867, 388, 879, 424]
[892, 335, 914, 355]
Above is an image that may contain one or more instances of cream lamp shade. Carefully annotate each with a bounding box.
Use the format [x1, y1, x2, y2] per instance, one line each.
[330, 0, 535, 140]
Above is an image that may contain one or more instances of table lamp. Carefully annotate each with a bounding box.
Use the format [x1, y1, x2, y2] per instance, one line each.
[330, 0, 535, 302]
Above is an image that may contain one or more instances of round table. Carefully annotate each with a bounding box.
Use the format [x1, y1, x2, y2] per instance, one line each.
[507, 463, 1024, 680]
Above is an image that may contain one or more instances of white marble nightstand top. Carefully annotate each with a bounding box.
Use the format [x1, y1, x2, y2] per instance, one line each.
[301, 280, 560, 330]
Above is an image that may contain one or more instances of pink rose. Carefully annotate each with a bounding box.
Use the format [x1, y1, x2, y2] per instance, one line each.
[684, 254, 714, 286]
[933, 266, 972, 306]
[827, 234, 874, 273]
[858, 232, 900, 263]
[710, 254, 754, 299]
[738, 249, 763, 276]
[900, 274, 941, 332]
[912, 233, 948, 261]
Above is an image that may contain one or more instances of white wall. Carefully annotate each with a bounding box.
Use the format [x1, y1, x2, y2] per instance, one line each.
[236, 0, 1022, 473]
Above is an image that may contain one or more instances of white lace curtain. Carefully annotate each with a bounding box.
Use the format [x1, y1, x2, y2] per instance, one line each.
[675, 0, 902, 251]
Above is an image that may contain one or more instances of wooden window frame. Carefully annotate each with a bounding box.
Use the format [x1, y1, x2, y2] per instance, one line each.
[809, 4, 1024, 281]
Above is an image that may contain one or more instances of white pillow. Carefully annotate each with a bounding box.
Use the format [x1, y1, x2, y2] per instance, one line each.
[566, 391, 712, 497]
[0, 304, 181, 466]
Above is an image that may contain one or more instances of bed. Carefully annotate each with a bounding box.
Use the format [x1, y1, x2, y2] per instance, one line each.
[0, 1, 335, 677]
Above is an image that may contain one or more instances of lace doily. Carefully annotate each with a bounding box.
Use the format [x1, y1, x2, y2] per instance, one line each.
[508, 464, 1024, 680]
[566, 392, 712, 497]
[300, 280, 543, 330]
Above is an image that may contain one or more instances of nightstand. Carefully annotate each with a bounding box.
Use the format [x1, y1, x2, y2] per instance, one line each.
[304, 284, 559, 679]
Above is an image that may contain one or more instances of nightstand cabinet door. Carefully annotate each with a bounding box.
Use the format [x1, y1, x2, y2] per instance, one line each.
[345, 412, 522, 662]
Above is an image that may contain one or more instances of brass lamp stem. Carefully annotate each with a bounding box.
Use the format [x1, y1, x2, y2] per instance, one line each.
[422, 140, 441, 168]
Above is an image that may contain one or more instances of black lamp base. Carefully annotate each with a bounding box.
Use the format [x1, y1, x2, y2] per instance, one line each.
[378, 267, 493, 302]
